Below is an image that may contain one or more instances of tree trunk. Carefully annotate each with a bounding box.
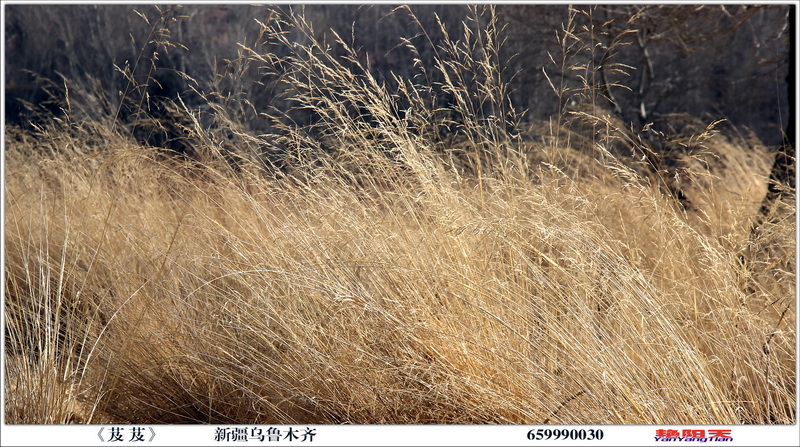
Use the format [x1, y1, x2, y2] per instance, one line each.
[759, 5, 795, 220]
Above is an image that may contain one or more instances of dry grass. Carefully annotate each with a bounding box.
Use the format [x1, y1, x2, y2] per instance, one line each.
[3, 6, 795, 425]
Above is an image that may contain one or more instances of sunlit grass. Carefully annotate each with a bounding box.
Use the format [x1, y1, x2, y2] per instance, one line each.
[4, 6, 794, 425]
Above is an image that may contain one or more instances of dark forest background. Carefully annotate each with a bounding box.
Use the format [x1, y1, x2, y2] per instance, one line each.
[4, 4, 794, 155]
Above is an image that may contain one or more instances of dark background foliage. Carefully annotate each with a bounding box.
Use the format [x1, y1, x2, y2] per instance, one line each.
[4, 4, 792, 148]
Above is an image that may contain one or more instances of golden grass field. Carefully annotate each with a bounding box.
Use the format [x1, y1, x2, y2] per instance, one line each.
[3, 6, 796, 425]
